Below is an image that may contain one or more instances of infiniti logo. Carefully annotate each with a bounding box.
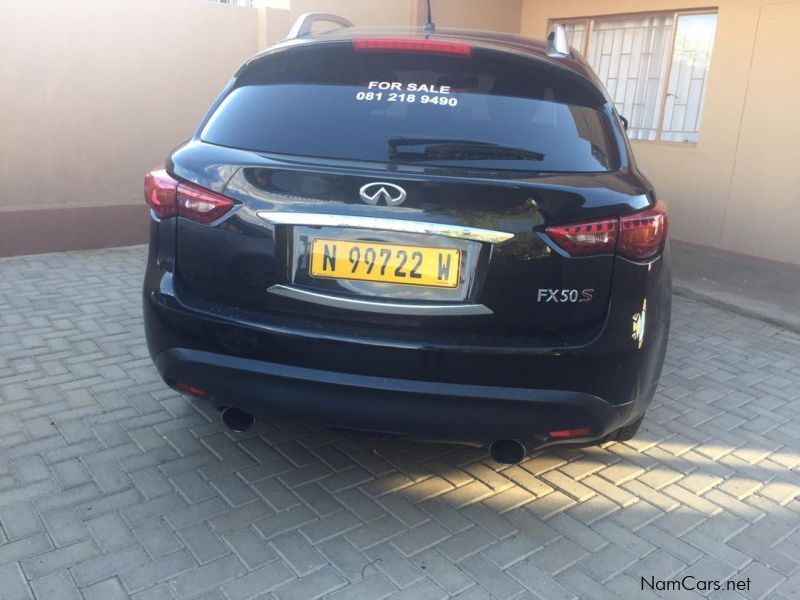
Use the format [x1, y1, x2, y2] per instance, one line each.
[359, 182, 407, 206]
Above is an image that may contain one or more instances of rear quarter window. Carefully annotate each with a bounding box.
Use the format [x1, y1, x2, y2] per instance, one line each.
[201, 43, 618, 173]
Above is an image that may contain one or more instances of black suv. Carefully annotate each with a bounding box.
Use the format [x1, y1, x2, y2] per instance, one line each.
[143, 16, 671, 464]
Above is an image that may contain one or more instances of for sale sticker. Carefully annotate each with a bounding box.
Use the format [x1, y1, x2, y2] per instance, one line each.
[356, 81, 459, 106]
[367, 81, 452, 94]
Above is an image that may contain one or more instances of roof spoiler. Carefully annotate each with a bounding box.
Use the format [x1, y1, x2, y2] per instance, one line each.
[286, 12, 353, 40]
[547, 23, 570, 56]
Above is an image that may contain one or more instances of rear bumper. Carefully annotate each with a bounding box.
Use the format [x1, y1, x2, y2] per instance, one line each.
[156, 347, 632, 447]
[143, 220, 671, 447]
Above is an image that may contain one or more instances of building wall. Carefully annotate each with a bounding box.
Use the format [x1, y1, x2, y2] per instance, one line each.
[289, 0, 413, 26]
[0, 0, 259, 255]
[257, 0, 523, 46]
[418, 0, 524, 32]
[522, 0, 800, 264]
[2, 0, 796, 263]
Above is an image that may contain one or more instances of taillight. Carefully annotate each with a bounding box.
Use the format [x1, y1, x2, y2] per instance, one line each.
[144, 168, 234, 224]
[144, 168, 178, 219]
[545, 218, 617, 256]
[352, 38, 473, 57]
[618, 200, 668, 260]
[176, 182, 234, 224]
[545, 201, 668, 260]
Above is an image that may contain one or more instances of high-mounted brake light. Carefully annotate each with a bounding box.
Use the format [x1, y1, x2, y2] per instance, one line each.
[144, 168, 234, 224]
[545, 201, 668, 260]
[352, 38, 473, 57]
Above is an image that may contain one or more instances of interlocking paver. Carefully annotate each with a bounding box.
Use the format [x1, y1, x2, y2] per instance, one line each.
[70, 544, 149, 588]
[271, 530, 327, 576]
[219, 561, 294, 600]
[0, 562, 33, 600]
[317, 535, 373, 581]
[221, 526, 277, 569]
[390, 521, 450, 558]
[325, 572, 396, 600]
[170, 554, 246, 597]
[436, 525, 495, 562]
[118, 550, 196, 594]
[0, 534, 53, 565]
[85, 512, 136, 553]
[411, 549, 473, 595]
[40, 507, 87, 547]
[81, 577, 128, 600]
[21, 540, 100, 581]
[299, 508, 362, 543]
[29, 570, 81, 600]
[0, 502, 43, 541]
[460, 554, 526, 599]
[528, 537, 588, 575]
[133, 518, 183, 558]
[272, 565, 346, 600]
[0, 246, 799, 598]
[481, 532, 542, 569]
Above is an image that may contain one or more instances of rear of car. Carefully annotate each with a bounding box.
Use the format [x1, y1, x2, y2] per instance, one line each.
[143, 27, 671, 453]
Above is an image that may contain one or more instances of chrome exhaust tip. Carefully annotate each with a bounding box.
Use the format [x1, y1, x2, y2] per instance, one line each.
[221, 407, 255, 433]
[489, 439, 526, 465]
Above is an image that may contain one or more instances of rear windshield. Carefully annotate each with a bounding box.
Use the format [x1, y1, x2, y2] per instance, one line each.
[201, 43, 617, 173]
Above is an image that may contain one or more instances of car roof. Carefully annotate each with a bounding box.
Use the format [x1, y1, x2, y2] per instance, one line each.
[253, 25, 596, 81]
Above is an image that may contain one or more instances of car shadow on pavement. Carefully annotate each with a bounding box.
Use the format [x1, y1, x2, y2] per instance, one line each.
[156, 381, 799, 599]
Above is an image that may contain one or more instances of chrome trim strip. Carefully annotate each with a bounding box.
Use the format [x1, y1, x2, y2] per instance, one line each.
[257, 212, 514, 244]
[267, 285, 493, 316]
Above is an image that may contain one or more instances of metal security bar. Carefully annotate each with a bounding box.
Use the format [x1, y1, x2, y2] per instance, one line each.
[555, 10, 717, 143]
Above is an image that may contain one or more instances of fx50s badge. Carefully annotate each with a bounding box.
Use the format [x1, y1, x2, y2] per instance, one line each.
[537, 289, 594, 303]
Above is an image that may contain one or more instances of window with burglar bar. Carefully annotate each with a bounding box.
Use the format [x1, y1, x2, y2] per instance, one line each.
[555, 11, 718, 143]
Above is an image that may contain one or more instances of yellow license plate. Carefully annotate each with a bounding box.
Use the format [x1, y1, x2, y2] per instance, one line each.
[309, 239, 461, 288]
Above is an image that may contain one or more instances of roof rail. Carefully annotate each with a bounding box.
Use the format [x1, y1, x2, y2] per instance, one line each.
[547, 23, 570, 56]
[286, 12, 354, 40]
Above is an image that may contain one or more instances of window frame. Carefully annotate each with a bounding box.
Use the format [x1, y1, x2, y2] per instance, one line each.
[549, 8, 718, 145]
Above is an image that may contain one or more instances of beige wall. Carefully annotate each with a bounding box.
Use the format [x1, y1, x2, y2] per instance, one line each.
[290, 0, 413, 26]
[0, 0, 523, 217]
[257, 1, 523, 46]
[283, 0, 523, 33]
[416, 0, 524, 32]
[522, 0, 800, 264]
[256, 0, 413, 44]
[0, 0, 259, 211]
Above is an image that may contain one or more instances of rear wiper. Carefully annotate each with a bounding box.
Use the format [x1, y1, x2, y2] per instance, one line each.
[387, 136, 545, 162]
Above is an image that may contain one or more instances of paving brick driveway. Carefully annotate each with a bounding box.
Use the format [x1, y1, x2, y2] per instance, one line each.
[1, 246, 799, 600]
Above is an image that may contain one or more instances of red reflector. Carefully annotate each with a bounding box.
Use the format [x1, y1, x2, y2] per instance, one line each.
[175, 382, 207, 397]
[176, 182, 235, 224]
[618, 200, 668, 260]
[353, 38, 473, 57]
[549, 427, 591, 439]
[545, 218, 618, 256]
[144, 168, 178, 219]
